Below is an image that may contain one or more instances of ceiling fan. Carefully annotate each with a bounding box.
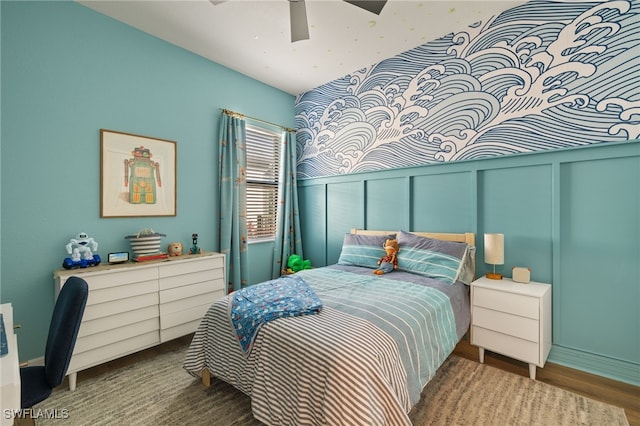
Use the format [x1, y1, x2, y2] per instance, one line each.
[210, 0, 388, 42]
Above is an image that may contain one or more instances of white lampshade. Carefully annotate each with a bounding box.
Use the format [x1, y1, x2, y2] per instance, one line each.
[484, 233, 504, 265]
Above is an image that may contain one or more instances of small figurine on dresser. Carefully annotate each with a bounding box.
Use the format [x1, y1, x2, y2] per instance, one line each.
[63, 232, 101, 269]
[190, 233, 202, 254]
[167, 242, 184, 257]
[373, 239, 399, 275]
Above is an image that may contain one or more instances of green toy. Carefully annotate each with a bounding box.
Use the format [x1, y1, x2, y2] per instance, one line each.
[287, 254, 312, 273]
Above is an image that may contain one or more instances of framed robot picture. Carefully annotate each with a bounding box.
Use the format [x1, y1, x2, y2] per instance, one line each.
[100, 129, 177, 218]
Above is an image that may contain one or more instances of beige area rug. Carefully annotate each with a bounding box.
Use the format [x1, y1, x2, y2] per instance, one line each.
[35, 345, 629, 426]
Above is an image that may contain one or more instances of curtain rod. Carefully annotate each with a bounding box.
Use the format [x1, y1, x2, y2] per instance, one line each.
[221, 108, 296, 133]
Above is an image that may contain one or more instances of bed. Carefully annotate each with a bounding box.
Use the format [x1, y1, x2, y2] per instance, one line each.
[183, 229, 475, 425]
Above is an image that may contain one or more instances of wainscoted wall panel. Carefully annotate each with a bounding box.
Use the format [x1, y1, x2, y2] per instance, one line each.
[411, 172, 474, 233]
[328, 182, 364, 265]
[299, 184, 327, 266]
[297, 141, 640, 385]
[558, 156, 639, 364]
[365, 178, 407, 231]
[479, 165, 554, 284]
[294, 0, 639, 178]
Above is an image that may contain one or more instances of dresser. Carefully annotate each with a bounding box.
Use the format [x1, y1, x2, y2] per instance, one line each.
[470, 276, 552, 379]
[1, 304, 20, 425]
[54, 252, 225, 391]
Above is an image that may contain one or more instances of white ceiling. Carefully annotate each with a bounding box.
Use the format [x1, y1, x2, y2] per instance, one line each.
[78, 0, 525, 95]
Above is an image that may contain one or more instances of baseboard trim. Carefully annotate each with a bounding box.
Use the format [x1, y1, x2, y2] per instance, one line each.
[25, 355, 45, 367]
[549, 345, 639, 387]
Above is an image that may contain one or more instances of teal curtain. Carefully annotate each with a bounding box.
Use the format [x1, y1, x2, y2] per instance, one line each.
[272, 130, 303, 278]
[219, 112, 248, 292]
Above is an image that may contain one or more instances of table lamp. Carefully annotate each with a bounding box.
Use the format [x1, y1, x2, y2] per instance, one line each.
[484, 233, 504, 280]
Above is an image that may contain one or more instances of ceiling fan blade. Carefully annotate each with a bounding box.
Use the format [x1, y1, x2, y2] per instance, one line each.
[343, 0, 387, 15]
[290, 0, 310, 42]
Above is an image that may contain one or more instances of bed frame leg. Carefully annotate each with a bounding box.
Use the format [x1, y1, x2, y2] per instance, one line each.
[201, 368, 211, 388]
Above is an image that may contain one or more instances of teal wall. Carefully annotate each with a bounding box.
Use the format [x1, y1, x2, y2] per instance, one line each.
[298, 141, 640, 386]
[0, 1, 293, 361]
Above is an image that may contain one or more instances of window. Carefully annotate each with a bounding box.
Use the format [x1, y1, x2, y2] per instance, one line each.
[245, 125, 282, 240]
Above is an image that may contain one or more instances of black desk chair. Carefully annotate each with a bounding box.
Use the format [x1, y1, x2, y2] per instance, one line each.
[20, 276, 89, 408]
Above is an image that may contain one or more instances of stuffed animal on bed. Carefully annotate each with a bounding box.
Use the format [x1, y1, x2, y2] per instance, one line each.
[373, 239, 399, 275]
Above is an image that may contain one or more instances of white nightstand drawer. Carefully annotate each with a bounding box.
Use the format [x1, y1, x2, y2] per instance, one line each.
[473, 287, 539, 319]
[472, 306, 539, 342]
[472, 326, 540, 365]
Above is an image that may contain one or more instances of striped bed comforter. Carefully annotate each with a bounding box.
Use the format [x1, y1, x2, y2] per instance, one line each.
[183, 265, 470, 425]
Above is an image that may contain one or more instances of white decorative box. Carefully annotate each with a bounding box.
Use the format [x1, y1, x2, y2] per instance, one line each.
[512, 266, 531, 283]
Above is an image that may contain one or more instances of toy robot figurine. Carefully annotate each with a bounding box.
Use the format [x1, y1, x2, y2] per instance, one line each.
[63, 232, 101, 269]
[124, 146, 162, 205]
[190, 233, 202, 254]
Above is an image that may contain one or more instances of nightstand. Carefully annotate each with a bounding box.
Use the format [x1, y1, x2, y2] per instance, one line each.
[470, 276, 552, 379]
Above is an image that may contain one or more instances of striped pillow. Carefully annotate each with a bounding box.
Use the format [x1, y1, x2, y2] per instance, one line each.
[397, 231, 469, 285]
[337, 233, 396, 269]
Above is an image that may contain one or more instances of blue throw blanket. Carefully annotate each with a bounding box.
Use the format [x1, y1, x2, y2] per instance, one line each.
[229, 274, 323, 354]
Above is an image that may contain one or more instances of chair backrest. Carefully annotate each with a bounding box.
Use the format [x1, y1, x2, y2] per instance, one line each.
[44, 276, 89, 387]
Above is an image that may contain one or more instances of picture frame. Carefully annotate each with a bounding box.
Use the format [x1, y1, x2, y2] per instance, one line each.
[100, 129, 176, 218]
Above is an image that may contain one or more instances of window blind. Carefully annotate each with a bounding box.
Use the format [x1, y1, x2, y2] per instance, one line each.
[246, 125, 281, 240]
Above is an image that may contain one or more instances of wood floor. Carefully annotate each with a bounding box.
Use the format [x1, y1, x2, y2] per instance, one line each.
[17, 334, 639, 425]
[453, 338, 639, 426]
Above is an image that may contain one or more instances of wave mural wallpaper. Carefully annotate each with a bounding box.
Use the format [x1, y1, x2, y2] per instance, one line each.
[294, 0, 639, 179]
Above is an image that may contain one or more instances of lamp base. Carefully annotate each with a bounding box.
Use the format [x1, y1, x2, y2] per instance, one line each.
[485, 272, 503, 280]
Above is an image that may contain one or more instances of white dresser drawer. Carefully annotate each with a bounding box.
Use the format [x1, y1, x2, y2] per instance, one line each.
[74, 317, 159, 353]
[472, 306, 539, 342]
[78, 305, 159, 338]
[82, 293, 159, 321]
[160, 292, 222, 317]
[159, 268, 224, 291]
[473, 287, 539, 319]
[472, 326, 540, 365]
[87, 279, 158, 305]
[160, 280, 221, 304]
[161, 320, 202, 342]
[159, 255, 224, 278]
[60, 267, 158, 290]
[68, 331, 159, 373]
[160, 303, 211, 330]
